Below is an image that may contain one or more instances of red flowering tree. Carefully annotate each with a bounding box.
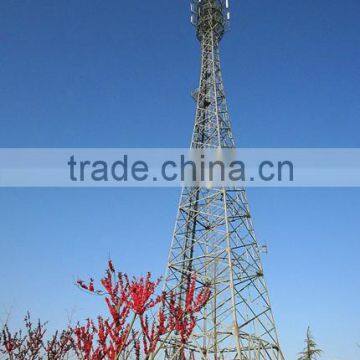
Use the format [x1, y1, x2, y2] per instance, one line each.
[74, 261, 210, 360]
[0, 261, 210, 360]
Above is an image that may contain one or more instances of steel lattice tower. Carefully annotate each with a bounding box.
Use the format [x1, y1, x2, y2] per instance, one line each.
[163, 1, 284, 359]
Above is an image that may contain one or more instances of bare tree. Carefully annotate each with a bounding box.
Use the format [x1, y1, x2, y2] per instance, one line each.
[0, 313, 74, 360]
[298, 326, 322, 360]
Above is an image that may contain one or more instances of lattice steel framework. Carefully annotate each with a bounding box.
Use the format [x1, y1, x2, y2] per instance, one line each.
[163, 1, 284, 359]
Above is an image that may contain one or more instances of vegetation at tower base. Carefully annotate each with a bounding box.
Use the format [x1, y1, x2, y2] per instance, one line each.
[0, 261, 210, 359]
[297, 327, 322, 360]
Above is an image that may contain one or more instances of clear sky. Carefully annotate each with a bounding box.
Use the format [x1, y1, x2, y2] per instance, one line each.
[0, 0, 359, 359]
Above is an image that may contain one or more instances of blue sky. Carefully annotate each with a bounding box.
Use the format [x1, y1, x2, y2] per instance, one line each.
[0, 0, 359, 359]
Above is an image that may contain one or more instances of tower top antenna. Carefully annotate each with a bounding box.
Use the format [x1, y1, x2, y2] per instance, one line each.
[190, 0, 230, 42]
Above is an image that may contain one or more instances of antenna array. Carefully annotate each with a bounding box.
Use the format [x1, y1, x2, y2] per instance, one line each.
[190, 0, 230, 36]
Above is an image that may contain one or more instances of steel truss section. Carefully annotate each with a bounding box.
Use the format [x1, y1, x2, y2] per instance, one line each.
[163, 1, 285, 359]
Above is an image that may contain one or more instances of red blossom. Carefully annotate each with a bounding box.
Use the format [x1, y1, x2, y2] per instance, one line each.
[126, 273, 163, 315]
[108, 260, 115, 273]
[1, 261, 210, 360]
[168, 276, 211, 344]
[77, 278, 95, 293]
